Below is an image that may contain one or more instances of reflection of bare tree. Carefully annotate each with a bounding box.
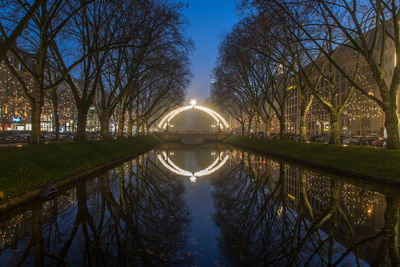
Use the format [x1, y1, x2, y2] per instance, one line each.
[213, 152, 400, 266]
[374, 195, 400, 266]
[212, 154, 288, 265]
[5, 154, 191, 266]
[16, 204, 44, 267]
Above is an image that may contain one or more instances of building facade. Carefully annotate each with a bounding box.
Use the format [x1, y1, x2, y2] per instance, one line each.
[285, 38, 400, 138]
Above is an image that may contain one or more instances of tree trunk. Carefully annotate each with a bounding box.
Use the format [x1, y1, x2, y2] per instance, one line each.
[135, 121, 141, 136]
[265, 119, 271, 138]
[300, 115, 307, 142]
[383, 104, 400, 149]
[127, 107, 134, 137]
[29, 80, 45, 144]
[117, 103, 125, 138]
[255, 113, 260, 135]
[329, 112, 341, 145]
[51, 89, 60, 140]
[247, 123, 251, 137]
[1, 106, 5, 138]
[100, 111, 111, 139]
[300, 94, 313, 142]
[279, 116, 286, 140]
[127, 120, 133, 137]
[75, 105, 89, 141]
[30, 103, 42, 144]
[241, 123, 245, 136]
[247, 117, 252, 137]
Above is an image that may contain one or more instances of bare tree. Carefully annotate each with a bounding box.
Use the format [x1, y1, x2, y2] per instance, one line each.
[2, 0, 92, 144]
[0, 0, 42, 60]
[271, 0, 400, 148]
[52, 0, 132, 141]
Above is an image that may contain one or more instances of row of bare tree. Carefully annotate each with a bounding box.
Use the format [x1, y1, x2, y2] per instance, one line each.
[0, 0, 192, 144]
[213, 0, 400, 149]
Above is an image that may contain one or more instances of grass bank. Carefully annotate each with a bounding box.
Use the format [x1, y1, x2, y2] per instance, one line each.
[225, 135, 400, 184]
[0, 135, 163, 202]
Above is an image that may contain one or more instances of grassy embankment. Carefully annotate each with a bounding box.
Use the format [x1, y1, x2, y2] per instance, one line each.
[225, 135, 400, 183]
[0, 135, 163, 201]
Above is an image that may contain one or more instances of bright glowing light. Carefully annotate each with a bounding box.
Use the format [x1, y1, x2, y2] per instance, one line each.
[194, 105, 229, 128]
[157, 106, 192, 129]
[157, 101, 229, 130]
[157, 151, 229, 182]
[194, 153, 229, 177]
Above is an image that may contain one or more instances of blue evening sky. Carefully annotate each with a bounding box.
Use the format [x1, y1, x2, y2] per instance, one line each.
[182, 0, 239, 103]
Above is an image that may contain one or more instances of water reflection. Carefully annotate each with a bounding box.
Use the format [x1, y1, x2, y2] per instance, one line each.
[212, 151, 399, 266]
[157, 150, 229, 183]
[0, 154, 192, 266]
[0, 147, 399, 266]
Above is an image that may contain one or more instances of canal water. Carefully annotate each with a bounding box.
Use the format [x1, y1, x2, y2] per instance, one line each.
[0, 144, 399, 266]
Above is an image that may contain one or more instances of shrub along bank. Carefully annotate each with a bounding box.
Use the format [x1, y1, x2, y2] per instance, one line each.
[225, 135, 400, 184]
[0, 135, 163, 202]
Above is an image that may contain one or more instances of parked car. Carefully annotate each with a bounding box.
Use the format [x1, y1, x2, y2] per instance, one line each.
[366, 136, 380, 145]
[314, 134, 329, 143]
[371, 137, 387, 147]
[59, 132, 75, 141]
[350, 136, 362, 145]
[342, 138, 352, 145]
[41, 132, 56, 141]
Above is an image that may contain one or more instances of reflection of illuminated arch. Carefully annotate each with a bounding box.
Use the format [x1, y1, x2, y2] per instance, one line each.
[157, 99, 229, 130]
[157, 151, 229, 183]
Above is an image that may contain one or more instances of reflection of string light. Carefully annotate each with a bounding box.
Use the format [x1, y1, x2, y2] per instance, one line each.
[229, 148, 388, 244]
[277, 205, 283, 217]
[157, 151, 229, 182]
[0, 188, 77, 248]
[342, 183, 380, 225]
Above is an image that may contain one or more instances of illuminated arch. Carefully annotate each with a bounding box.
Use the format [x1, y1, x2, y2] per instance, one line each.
[158, 99, 229, 130]
[157, 151, 229, 183]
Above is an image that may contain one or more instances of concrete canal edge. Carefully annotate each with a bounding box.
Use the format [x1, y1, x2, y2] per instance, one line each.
[0, 136, 164, 213]
[225, 135, 400, 188]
